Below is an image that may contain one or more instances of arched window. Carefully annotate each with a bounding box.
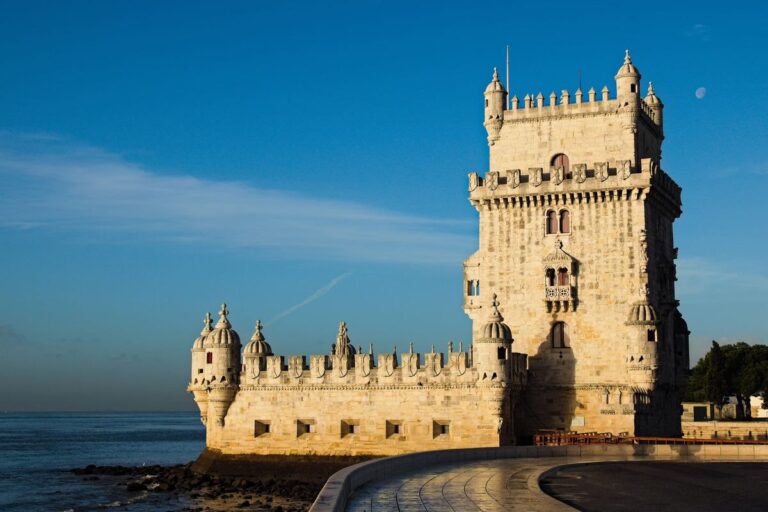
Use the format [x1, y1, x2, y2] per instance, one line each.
[546, 210, 557, 234]
[206, 352, 213, 364]
[551, 153, 570, 174]
[551, 322, 569, 348]
[545, 268, 556, 286]
[557, 268, 569, 286]
[497, 346, 506, 360]
[559, 209, 570, 233]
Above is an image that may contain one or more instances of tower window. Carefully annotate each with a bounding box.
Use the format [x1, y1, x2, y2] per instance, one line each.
[557, 268, 569, 286]
[206, 352, 213, 364]
[631, 84, 637, 93]
[546, 210, 557, 234]
[485, 99, 489, 107]
[386, 420, 403, 438]
[497, 346, 506, 360]
[647, 329, 657, 342]
[559, 209, 570, 233]
[467, 280, 480, 296]
[545, 268, 555, 287]
[551, 322, 569, 348]
[551, 153, 570, 174]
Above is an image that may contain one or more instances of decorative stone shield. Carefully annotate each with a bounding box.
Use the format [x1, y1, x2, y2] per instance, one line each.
[380, 353, 396, 377]
[508, 169, 521, 188]
[486, 171, 499, 191]
[573, 164, 587, 183]
[530, 168, 543, 187]
[468, 172, 479, 191]
[552, 166, 564, 185]
[620, 160, 632, 180]
[595, 162, 609, 181]
[311, 355, 327, 378]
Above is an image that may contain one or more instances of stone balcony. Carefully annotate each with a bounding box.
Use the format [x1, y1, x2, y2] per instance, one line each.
[545, 286, 573, 300]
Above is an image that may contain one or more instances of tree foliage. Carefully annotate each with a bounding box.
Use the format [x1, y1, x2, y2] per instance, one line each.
[687, 341, 768, 419]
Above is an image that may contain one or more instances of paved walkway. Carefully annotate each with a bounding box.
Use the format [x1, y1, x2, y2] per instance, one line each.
[346, 457, 576, 511]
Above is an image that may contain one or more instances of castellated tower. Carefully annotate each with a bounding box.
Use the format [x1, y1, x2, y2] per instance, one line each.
[465, 51, 689, 438]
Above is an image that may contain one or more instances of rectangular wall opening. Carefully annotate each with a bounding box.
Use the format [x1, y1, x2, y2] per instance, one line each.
[432, 420, 450, 439]
[296, 419, 316, 437]
[340, 420, 360, 438]
[254, 420, 271, 437]
[386, 420, 403, 439]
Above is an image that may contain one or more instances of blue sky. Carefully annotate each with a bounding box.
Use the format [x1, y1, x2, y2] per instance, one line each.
[1, 1, 766, 410]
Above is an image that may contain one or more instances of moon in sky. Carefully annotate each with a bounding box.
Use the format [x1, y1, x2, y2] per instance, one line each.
[695, 87, 707, 99]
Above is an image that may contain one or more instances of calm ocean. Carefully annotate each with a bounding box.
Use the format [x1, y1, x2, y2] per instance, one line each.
[0, 412, 205, 512]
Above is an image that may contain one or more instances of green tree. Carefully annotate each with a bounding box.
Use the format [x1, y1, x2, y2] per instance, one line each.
[704, 341, 727, 416]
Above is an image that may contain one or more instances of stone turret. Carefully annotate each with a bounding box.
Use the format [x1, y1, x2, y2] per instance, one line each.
[615, 49, 641, 105]
[474, 294, 513, 383]
[243, 320, 272, 378]
[188, 312, 212, 425]
[644, 81, 664, 127]
[203, 304, 241, 426]
[483, 68, 507, 145]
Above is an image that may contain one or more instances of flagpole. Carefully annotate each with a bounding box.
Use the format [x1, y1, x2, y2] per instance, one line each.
[505, 45, 510, 109]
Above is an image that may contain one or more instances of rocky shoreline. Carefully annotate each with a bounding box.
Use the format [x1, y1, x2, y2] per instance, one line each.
[70, 451, 371, 511]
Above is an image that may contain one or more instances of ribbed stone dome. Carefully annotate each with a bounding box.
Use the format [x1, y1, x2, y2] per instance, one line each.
[616, 49, 640, 78]
[243, 320, 273, 356]
[484, 68, 506, 94]
[627, 301, 658, 325]
[207, 304, 241, 346]
[192, 312, 213, 351]
[645, 82, 660, 105]
[480, 294, 513, 342]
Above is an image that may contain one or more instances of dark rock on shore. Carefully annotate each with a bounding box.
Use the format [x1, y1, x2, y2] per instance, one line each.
[70, 450, 372, 511]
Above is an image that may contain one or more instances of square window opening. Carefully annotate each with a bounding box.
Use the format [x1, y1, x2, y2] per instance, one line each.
[254, 420, 271, 437]
[386, 420, 403, 438]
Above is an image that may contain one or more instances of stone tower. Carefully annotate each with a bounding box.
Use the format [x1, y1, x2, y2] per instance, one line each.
[464, 51, 689, 438]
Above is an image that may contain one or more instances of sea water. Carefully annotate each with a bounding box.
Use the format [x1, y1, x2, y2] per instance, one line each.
[0, 412, 205, 511]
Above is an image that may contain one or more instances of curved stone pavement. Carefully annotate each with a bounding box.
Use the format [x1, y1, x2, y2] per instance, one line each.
[346, 457, 576, 511]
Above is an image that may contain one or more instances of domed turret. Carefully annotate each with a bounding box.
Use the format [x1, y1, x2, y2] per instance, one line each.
[481, 296, 513, 342]
[626, 300, 658, 325]
[188, 311, 213, 425]
[244, 320, 273, 357]
[644, 82, 664, 127]
[615, 49, 641, 104]
[203, 304, 241, 427]
[207, 303, 241, 346]
[484, 68, 507, 145]
[474, 294, 513, 383]
[192, 312, 213, 351]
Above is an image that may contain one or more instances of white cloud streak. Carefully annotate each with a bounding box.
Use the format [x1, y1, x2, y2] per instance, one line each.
[266, 272, 352, 326]
[0, 133, 472, 263]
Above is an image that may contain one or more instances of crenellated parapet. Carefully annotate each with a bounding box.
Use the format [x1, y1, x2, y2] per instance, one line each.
[467, 157, 680, 216]
[240, 342, 528, 389]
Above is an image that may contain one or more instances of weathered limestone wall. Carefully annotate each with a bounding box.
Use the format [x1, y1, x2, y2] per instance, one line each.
[207, 381, 511, 456]
[682, 421, 768, 441]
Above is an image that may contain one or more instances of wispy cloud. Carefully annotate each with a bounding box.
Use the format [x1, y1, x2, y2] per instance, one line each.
[686, 23, 711, 41]
[677, 257, 768, 296]
[0, 132, 472, 263]
[267, 272, 352, 326]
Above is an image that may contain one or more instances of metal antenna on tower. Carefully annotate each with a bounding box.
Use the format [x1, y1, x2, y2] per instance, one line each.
[506, 45, 510, 109]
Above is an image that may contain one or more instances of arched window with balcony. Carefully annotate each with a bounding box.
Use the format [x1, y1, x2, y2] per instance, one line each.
[546, 210, 557, 234]
[551, 322, 569, 348]
[545, 268, 556, 286]
[557, 267, 569, 286]
[559, 209, 570, 233]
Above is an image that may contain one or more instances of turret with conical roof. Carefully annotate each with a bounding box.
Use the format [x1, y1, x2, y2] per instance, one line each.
[483, 68, 507, 145]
